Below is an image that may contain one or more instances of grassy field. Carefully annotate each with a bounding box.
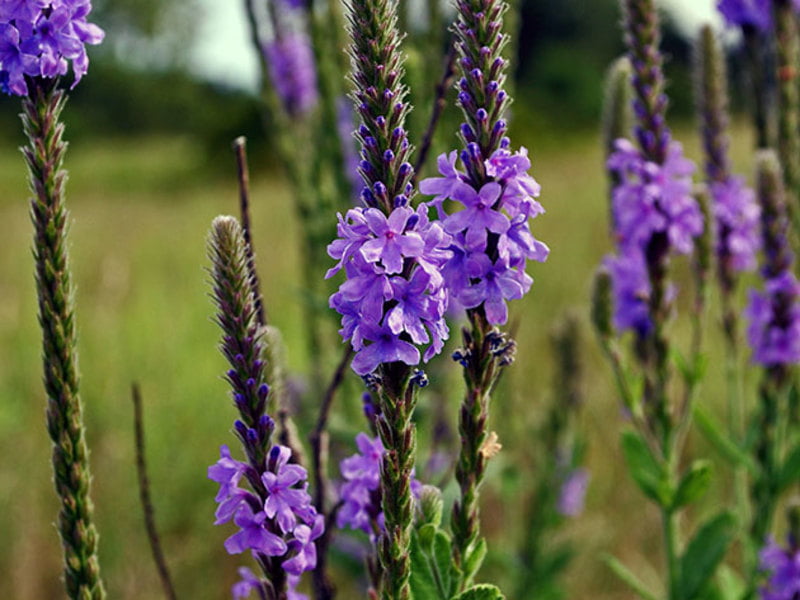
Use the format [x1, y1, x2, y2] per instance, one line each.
[0, 118, 762, 599]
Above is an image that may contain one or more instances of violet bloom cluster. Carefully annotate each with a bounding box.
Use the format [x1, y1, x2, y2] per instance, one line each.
[718, 0, 800, 31]
[327, 203, 452, 375]
[263, 31, 318, 117]
[605, 138, 703, 334]
[337, 433, 421, 536]
[759, 537, 800, 600]
[420, 148, 549, 325]
[712, 176, 761, 274]
[745, 272, 800, 365]
[209, 443, 324, 598]
[0, 0, 104, 96]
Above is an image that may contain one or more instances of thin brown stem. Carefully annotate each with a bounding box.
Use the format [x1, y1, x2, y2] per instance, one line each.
[233, 136, 267, 327]
[309, 346, 354, 600]
[413, 41, 457, 181]
[132, 383, 177, 600]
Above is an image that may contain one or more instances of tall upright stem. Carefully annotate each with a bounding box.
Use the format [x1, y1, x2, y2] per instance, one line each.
[24, 78, 106, 600]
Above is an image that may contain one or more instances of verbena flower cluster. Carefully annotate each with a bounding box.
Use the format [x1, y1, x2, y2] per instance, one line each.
[337, 433, 421, 536]
[745, 272, 800, 365]
[420, 148, 549, 325]
[326, 203, 452, 375]
[209, 443, 323, 597]
[717, 0, 800, 31]
[605, 138, 703, 334]
[712, 176, 761, 274]
[0, 0, 104, 96]
[759, 537, 800, 600]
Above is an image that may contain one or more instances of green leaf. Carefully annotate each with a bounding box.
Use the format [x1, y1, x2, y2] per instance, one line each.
[461, 537, 487, 588]
[715, 565, 745, 600]
[777, 444, 800, 493]
[693, 405, 756, 473]
[672, 460, 713, 510]
[432, 530, 454, 599]
[418, 523, 437, 552]
[451, 583, 505, 600]
[603, 555, 659, 600]
[620, 430, 671, 506]
[410, 532, 442, 600]
[678, 512, 737, 600]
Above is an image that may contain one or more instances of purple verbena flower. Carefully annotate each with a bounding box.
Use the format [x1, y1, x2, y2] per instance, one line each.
[717, 0, 800, 31]
[712, 176, 761, 274]
[745, 272, 800, 366]
[232, 567, 264, 600]
[759, 537, 800, 600]
[224, 502, 288, 556]
[609, 138, 703, 256]
[262, 446, 314, 534]
[557, 469, 590, 518]
[604, 252, 652, 336]
[264, 32, 318, 117]
[420, 147, 548, 325]
[0, 0, 103, 95]
[337, 433, 421, 536]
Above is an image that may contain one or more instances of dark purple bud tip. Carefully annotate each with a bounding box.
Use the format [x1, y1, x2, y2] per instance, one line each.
[365, 136, 378, 148]
[246, 378, 256, 389]
[493, 120, 507, 133]
[461, 123, 477, 141]
[391, 127, 405, 142]
[458, 91, 472, 106]
[246, 428, 259, 444]
[470, 68, 483, 81]
[411, 369, 429, 388]
[500, 137, 510, 149]
[252, 359, 263, 370]
[234, 392, 247, 406]
[227, 369, 238, 380]
[398, 162, 413, 178]
[234, 420, 249, 436]
[393, 195, 409, 208]
[361, 187, 376, 206]
[359, 124, 370, 137]
[406, 213, 419, 229]
[476, 108, 488, 122]
[383, 89, 395, 101]
[487, 81, 499, 93]
[359, 160, 373, 173]
[376, 116, 386, 127]
[451, 349, 470, 367]
[459, 77, 469, 91]
[383, 149, 395, 163]
[467, 142, 482, 161]
[373, 181, 387, 197]
[260, 414, 275, 431]
[235, 354, 245, 364]
[258, 383, 270, 399]
[361, 373, 382, 391]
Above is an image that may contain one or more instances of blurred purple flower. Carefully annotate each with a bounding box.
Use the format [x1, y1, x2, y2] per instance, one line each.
[712, 176, 761, 274]
[604, 252, 652, 336]
[759, 537, 800, 600]
[557, 469, 590, 517]
[745, 272, 800, 366]
[264, 32, 318, 117]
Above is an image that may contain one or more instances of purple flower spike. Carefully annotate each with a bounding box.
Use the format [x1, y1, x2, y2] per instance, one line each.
[604, 252, 653, 336]
[264, 32, 318, 117]
[746, 272, 800, 366]
[715, 0, 800, 31]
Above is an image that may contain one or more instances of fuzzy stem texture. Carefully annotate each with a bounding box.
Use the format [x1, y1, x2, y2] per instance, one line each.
[25, 78, 106, 600]
[602, 56, 633, 235]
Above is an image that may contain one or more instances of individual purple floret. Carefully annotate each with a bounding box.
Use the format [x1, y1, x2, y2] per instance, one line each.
[337, 433, 421, 536]
[712, 176, 761, 274]
[420, 147, 549, 326]
[759, 537, 800, 600]
[209, 444, 324, 594]
[0, 0, 104, 96]
[264, 32, 318, 117]
[557, 468, 590, 518]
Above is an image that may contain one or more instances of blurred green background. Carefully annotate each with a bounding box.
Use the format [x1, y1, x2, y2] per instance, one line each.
[0, 1, 762, 599]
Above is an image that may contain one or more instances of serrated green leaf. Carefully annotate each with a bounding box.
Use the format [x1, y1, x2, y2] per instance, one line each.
[432, 530, 453, 599]
[603, 555, 658, 600]
[778, 445, 800, 493]
[620, 430, 671, 506]
[672, 460, 713, 510]
[679, 512, 736, 600]
[693, 405, 756, 473]
[451, 583, 505, 600]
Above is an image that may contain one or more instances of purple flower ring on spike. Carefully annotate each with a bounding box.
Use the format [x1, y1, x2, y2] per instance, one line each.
[0, 0, 104, 95]
[759, 537, 800, 600]
[604, 252, 653, 336]
[420, 147, 548, 325]
[745, 272, 800, 366]
[337, 433, 421, 536]
[609, 138, 703, 255]
[232, 567, 264, 600]
[224, 503, 289, 556]
[712, 176, 761, 274]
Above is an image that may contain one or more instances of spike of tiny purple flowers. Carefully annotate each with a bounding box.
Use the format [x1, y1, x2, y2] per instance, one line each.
[759, 536, 800, 600]
[0, 0, 104, 96]
[208, 217, 324, 597]
[263, 32, 318, 117]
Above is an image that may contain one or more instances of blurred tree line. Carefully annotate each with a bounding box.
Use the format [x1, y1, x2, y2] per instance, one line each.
[0, 0, 697, 163]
